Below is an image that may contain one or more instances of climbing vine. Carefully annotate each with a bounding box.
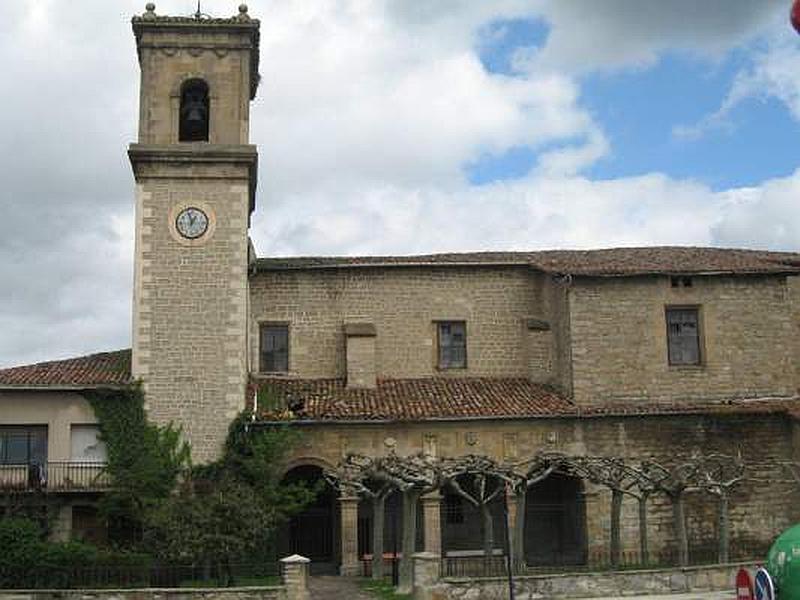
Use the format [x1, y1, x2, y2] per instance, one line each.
[82, 384, 316, 563]
[82, 384, 190, 540]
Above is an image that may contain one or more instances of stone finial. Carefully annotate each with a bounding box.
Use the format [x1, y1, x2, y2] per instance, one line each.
[143, 2, 156, 18]
[236, 4, 251, 21]
[280, 554, 311, 564]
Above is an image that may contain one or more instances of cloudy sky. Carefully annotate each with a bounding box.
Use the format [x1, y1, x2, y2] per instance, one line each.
[1, 0, 799, 367]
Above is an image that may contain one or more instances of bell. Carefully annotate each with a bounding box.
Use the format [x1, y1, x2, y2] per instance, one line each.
[180, 99, 208, 140]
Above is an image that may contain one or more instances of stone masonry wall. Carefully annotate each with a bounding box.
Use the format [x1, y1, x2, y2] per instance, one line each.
[569, 274, 796, 405]
[0, 588, 284, 600]
[136, 29, 253, 146]
[249, 266, 546, 380]
[427, 562, 756, 599]
[133, 178, 250, 463]
[789, 275, 800, 392]
[283, 413, 798, 561]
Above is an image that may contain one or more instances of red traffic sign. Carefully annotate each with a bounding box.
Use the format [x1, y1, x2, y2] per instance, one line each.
[737, 568, 754, 600]
[793, 0, 800, 35]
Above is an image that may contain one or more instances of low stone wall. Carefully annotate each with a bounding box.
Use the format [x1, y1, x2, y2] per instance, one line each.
[0, 587, 285, 600]
[418, 559, 755, 599]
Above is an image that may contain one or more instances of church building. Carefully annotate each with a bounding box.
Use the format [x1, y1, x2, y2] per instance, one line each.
[1, 4, 799, 576]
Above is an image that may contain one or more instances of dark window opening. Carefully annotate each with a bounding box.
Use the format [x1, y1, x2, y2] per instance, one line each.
[0, 426, 47, 465]
[179, 79, 210, 142]
[260, 324, 289, 372]
[443, 493, 464, 525]
[666, 307, 701, 366]
[438, 321, 466, 369]
[670, 276, 694, 288]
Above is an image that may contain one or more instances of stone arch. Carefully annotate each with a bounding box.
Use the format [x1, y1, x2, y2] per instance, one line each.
[280, 456, 336, 479]
[524, 472, 588, 566]
[178, 78, 210, 142]
[278, 463, 339, 574]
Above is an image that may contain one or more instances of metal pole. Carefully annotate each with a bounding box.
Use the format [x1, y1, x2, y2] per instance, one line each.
[503, 496, 515, 600]
[392, 494, 399, 587]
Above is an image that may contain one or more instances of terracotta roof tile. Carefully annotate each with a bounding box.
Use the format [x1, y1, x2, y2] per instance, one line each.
[255, 246, 800, 278]
[251, 377, 800, 423]
[0, 350, 132, 388]
[251, 377, 575, 421]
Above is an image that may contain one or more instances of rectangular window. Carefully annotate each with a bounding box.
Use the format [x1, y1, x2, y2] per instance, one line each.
[260, 324, 289, 373]
[0, 426, 47, 464]
[438, 321, 466, 369]
[666, 307, 701, 366]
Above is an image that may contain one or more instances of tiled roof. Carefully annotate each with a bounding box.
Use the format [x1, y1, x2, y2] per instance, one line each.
[251, 377, 575, 421]
[0, 350, 132, 388]
[255, 246, 800, 278]
[251, 377, 800, 423]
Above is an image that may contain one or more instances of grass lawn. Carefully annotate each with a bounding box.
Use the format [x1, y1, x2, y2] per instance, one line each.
[358, 578, 413, 599]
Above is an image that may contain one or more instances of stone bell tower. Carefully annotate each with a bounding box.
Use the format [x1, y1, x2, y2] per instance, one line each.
[128, 3, 259, 462]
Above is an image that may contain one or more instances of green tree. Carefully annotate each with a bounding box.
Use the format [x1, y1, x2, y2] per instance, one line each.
[144, 419, 317, 571]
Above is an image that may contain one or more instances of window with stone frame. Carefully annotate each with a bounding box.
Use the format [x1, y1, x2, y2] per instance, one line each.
[260, 324, 289, 373]
[437, 321, 467, 369]
[666, 307, 701, 366]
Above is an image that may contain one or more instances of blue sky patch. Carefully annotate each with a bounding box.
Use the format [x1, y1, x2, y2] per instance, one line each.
[477, 17, 549, 75]
[581, 50, 800, 190]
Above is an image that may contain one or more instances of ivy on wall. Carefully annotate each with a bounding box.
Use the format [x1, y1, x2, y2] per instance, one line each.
[82, 384, 190, 540]
[81, 384, 315, 564]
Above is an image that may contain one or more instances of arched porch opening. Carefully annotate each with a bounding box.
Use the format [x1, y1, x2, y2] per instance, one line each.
[357, 487, 422, 576]
[524, 472, 587, 566]
[278, 465, 338, 574]
[440, 476, 505, 557]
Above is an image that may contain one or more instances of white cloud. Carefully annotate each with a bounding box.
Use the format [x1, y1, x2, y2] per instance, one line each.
[531, 0, 785, 73]
[0, 0, 797, 367]
[675, 28, 800, 139]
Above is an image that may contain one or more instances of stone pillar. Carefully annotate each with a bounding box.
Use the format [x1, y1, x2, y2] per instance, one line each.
[412, 552, 441, 600]
[506, 490, 521, 565]
[280, 554, 310, 600]
[421, 492, 442, 556]
[339, 494, 360, 576]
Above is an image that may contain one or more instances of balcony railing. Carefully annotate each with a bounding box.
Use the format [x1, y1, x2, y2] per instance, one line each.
[0, 462, 110, 492]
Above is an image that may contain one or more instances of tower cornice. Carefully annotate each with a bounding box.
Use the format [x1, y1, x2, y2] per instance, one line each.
[132, 4, 260, 100]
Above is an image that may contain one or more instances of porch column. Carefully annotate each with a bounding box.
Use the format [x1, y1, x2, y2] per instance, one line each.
[339, 494, 360, 576]
[506, 490, 523, 565]
[421, 492, 442, 555]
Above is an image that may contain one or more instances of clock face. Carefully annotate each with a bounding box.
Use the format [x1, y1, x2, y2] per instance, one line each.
[175, 207, 209, 239]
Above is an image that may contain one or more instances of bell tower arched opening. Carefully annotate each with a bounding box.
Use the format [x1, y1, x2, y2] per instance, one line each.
[179, 78, 210, 142]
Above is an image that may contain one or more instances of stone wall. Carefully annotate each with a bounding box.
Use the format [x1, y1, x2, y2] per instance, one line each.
[129, 14, 258, 463]
[421, 561, 755, 600]
[249, 266, 545, 380]
[135, 28, 255, 146]
[132, 174, 251, 463]
[0, 588, 284, 600]
[569, 274, 797, 405]
[284, 412, 798, 560]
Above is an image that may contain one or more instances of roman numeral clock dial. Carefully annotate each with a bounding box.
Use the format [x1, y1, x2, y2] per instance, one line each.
[175, 206, 209, 239]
